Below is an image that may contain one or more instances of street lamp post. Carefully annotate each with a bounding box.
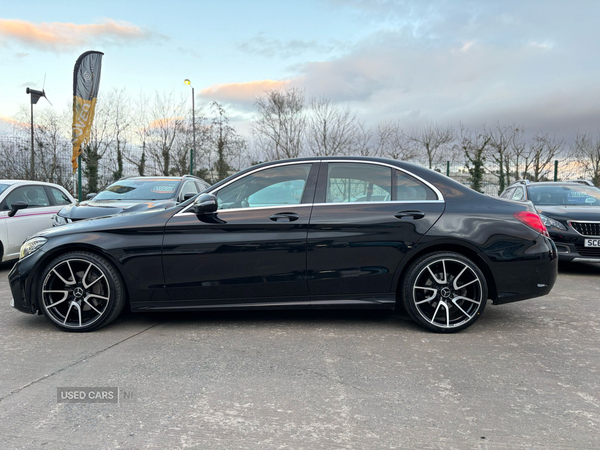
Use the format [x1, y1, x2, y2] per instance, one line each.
[25, 87, 46, 179]
[184, 79, 195, 175]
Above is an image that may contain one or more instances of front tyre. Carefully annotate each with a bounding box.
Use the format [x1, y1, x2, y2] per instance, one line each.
[39, 251, 126, 332]
[401, 252, 488, 333]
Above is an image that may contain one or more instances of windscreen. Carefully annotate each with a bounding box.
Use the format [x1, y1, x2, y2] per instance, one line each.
[528, 184, 600, 206]
[93, 179, 181, 201]
[0, 184, 10, 195]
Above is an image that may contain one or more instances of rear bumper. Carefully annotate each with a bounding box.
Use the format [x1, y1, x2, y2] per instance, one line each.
[487, 236, 558, 305]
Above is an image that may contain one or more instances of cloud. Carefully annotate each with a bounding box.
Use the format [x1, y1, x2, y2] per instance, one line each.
[199, 79, 292, 107]
[237, 34, 343, 59]
[0, 18, 159, 51]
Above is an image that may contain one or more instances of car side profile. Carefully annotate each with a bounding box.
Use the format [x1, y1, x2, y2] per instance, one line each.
[9, 157, 558, 333]
[0, 180, 75, 262]
[500, 179, 600, 262]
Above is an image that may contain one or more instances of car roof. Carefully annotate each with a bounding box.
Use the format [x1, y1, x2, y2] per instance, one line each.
[0, 179, 69, 188]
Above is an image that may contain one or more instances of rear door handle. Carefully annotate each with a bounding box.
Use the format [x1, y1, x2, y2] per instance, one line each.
[269, 212, 299, 222]
[395, 210, 425, 220]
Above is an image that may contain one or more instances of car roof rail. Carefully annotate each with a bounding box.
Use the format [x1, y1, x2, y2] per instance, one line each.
[567, 179, 594, 186]
[510, 179, 530, 186]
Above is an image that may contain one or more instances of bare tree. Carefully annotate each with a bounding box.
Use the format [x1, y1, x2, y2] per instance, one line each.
[305, 98, 365, 156]
[252, 87, 306, 160]
[487, 122, 524, 193]
[145, 91, 186, 176]
[459, 124, 491, 193]
[374, 121, 418, 161]
[529, 134, 563, 181]
[405, 122, 454, 169]
[573, 132, 600, 186]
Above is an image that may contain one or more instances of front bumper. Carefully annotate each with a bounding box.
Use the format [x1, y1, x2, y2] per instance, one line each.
[550, 230, 600, 263]
[8, 250, 45, 314]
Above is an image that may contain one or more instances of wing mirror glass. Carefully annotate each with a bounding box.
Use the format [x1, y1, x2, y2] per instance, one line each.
[183, 192, 197, 202]
[193, 193, 218, 214]
[8, 201, 28, 217]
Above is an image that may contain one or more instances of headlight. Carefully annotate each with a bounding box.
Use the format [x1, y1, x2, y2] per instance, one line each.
[20, 237, 48, 259]
[539, 214, 567, 231]
[53, 215, 70, 226]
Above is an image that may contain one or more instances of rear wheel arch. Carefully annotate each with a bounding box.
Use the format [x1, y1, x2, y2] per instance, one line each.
[394, 243, 497, 308]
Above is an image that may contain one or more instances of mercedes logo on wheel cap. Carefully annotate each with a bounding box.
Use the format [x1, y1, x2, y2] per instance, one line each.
[440, 287, 452, 299]
[73, 287, 84, 298]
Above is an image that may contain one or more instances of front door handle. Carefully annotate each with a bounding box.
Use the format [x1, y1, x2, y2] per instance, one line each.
[269, 212, 299, 222]
[395, 210, 425, 220]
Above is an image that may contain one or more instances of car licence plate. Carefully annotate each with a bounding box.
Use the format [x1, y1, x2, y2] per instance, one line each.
[584, 238, 600, 247]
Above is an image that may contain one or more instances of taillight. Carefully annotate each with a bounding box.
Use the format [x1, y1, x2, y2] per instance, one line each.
[513, 211, 549, 237]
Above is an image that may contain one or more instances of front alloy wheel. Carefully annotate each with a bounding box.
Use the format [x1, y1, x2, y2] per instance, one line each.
[402, 252, 488, 332]
[39, 251, 125, 332]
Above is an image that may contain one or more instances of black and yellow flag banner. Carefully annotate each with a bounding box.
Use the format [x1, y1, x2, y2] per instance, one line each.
[72, 51, 103, 172]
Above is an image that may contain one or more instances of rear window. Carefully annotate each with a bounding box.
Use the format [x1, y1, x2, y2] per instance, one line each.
[528, 185, 600, 206]
[93, 179, 181, 201]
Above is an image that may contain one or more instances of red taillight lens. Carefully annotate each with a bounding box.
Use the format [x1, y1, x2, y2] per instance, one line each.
[513, 211, 549, 237]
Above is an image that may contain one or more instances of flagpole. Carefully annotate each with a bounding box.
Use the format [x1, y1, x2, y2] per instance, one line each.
[78, 155, 82, 201]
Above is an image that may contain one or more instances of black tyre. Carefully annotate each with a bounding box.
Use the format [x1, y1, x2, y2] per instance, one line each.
[401, 252, 488, 333]
[39, 251, 126, 332]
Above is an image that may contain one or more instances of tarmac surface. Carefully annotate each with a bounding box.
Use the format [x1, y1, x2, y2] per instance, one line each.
[0, 260, 599, 449]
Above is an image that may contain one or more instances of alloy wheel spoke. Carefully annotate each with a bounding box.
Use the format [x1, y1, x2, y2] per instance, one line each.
[451, 297, 473, 319]
[430, 302, 443, 324]
[83, 298, 103, 315]
[87, 293, 109, 301]
[454, 295, 480, 305]
[82, 263, 93, 289]
[65, 261, 76, 285]
[63, 302, 75, 324]
[52, 268, 75, 286]
[426, 265, 446, 285]
[442, 301, 450, 327]
[414, 286, 437, 304]
[84, 273, 105, 289]
[452, 266, 468, 290]
[455, 278, 478, 290]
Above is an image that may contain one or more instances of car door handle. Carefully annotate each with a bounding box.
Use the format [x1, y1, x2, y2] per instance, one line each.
[269, 212, 299, 222]
[395, 210, 425, 220]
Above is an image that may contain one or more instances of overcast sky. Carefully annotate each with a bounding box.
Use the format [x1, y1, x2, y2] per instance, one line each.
[1, 0, 599, 140]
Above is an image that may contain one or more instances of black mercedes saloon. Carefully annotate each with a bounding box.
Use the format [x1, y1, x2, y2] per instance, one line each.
[9, 157, 558, 333]
[500, 180, 600, 262]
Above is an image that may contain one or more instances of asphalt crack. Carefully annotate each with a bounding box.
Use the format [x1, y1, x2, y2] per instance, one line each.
[0, 321, 163, 403]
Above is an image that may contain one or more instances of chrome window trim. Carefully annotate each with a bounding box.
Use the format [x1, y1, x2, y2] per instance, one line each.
[175, 159, 445, 217]
[327, 159, 444, 202]
[569, 220, 600, 238]
[176, 160, 316, 216]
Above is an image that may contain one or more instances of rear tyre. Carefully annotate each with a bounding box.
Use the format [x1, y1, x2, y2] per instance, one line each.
[39, 251, 126, 332]
[401, 252, 488, 333]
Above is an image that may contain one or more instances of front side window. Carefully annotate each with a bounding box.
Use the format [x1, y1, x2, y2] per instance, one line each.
[5, 185, 50, 208]
[528, 185, 600, 206]
[326, 163, 391, 203]
[93, 179, 181, 201]
[216, 164, 312, 210]
[50, 187, 72, 205]
[396, 171, 437, 201]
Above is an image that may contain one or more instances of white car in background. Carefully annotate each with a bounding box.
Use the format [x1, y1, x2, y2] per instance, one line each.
[0, 180, 75, 262]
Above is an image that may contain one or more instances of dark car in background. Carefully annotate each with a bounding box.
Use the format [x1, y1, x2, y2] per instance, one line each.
[10, 157, 557, 333]
[500, 180, 600, 262]
[53, 175, 210, 226]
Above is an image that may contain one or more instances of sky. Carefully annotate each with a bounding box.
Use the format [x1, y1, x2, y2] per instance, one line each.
[1, 0, 600, 141]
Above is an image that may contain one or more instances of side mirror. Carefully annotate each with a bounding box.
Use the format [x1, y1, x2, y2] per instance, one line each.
[86, 193, 97, 200]
[183, 192, 197, 202]
[8, 201, 28, 217]
[193, 193, 218, 215]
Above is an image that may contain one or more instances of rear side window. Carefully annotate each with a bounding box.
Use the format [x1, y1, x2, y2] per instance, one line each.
[396, 171, 437, 201]
[500, 188, 515, 199]
[326, 163, 392, 203]
[512, 187, 525, 201]
[49, 187, 72, 205]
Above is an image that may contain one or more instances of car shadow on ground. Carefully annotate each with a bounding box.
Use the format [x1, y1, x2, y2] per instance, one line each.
[558, 260, 600, 275]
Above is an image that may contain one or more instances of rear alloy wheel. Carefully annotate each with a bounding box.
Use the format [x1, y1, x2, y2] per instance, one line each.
[39, 251, 125, 332]
[402, 252, 488, 333]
